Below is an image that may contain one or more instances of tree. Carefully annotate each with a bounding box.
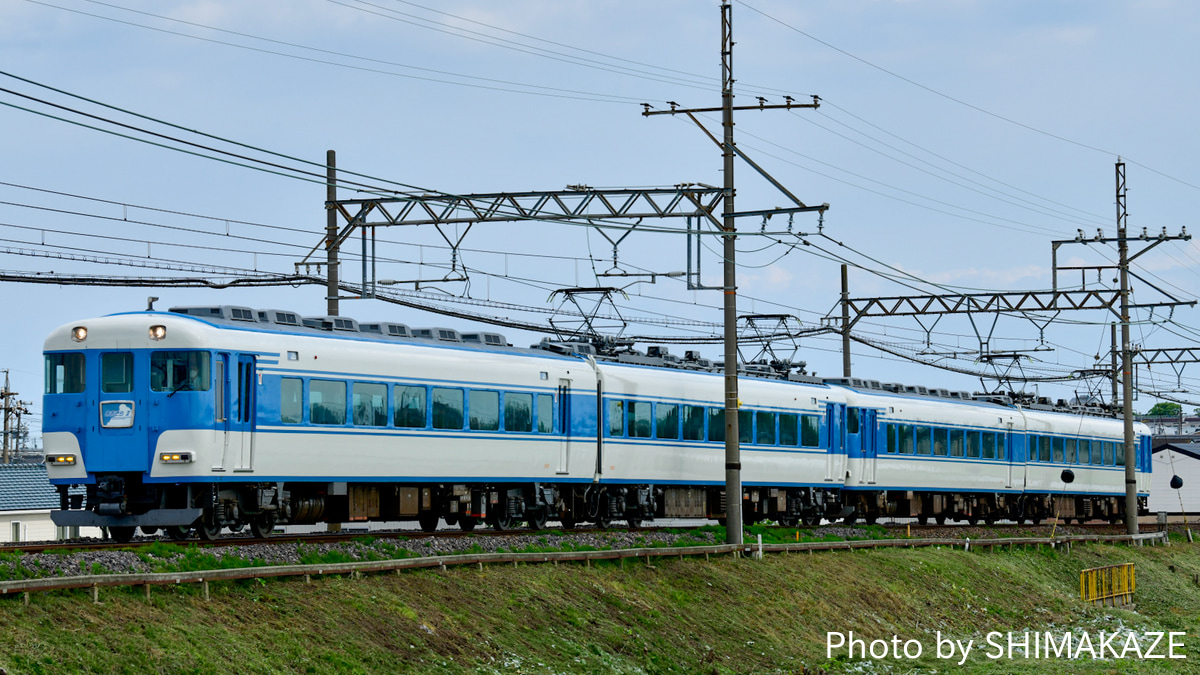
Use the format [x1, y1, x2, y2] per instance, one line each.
[1145, 402, 1182, 417]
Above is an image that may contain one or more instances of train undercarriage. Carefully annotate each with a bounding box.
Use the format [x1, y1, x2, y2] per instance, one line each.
[53, 475, 1148, 542]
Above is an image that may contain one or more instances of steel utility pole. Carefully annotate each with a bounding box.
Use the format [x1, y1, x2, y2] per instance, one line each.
[326, 149, 339, 316]
[643, 3, 826, 545]
[841, 264, 851, 377]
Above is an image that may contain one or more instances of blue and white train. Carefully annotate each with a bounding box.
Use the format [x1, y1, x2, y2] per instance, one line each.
[42, 305, 1151, 542]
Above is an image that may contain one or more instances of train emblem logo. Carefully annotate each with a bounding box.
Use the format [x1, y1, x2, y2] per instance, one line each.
[100, 402, 134, 429]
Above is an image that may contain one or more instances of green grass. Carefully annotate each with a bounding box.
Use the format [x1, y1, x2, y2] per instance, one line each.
[0, 536, 1197, 673]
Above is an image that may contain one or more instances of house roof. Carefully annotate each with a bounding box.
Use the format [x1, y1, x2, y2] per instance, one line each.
[1153, 442, 1200, 463]
[0, 463, 78, 511]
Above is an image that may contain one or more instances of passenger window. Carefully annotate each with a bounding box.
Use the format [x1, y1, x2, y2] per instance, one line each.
[280, 377, 302, 424]
[997, 433, 1006, 460]
[708, 408, 725, 442]
[101, 353, 133, 394]
[897, 425, 913, 454]
[933, 428, 948, 456]
[45, 353, 86, 394]
[1103, 441, 1113, 465]
[801, 414, 820, 448]
[916, 426, 931, 455]
[469, 390, 499, 431]
[966, 431, 980, 458]
[656, 404, 679, 440]
[394, 385, 427, 428]
[739, 410, 752, 444]
[682, 405, 705, 441]
[756, 411, 776, 445]
[1052, 437, 1064, 463]
[505, 392, 533, 432]
[1115, 441, 1125, 466]
[537, 394, 554, 433]
[431, 388, 464, 430]
[1041, 436, 1052, 462]
[950, 429, 964, 457]
[1028, 436, 1039, 462]
[1064, 438, 1077, 464]
[982, 433, 995, 460]
[779, 413, 799, 446]
[608, 400, 625, 437]
[627, 401, 651, 438]
[1079, 440, 1091, 465]
[352, 382, 388, 426]
[309, 379, 346, 425]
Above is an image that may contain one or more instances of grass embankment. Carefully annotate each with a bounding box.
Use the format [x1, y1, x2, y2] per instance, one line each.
[0, 531, 1198, 674]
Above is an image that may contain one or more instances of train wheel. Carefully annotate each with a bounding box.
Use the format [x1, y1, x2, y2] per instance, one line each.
[459, 516, 478, 532]
[967, 516, 979, 526]
[935, 515, 946, 525]
[842, 514, 858, 526]
[250, 515, 276, 539]
[526, 508, 547, 531]
[140, 526, 159, 537]
[165, 525, 191, 541]
[110, 526, 136, 544]
[491, 510, 514, 531]
[864, 514, 878, 525]
[778, 516, 798, 527]
[418, 512, 440, 533]
[917, 516, 928, 526]
[627, 517, 643, 529]
[196, 520, 222, 541]
[802, 514, 821, 527]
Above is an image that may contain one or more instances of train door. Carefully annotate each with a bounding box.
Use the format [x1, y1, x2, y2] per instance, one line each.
[1004, 423, 1014, 489]
[556, 379, 571, 474]
[214, 353, 231, 471]
[233, 354, 257, 471]
[860, 409, 878, 484]
[825, 403, 846, 481]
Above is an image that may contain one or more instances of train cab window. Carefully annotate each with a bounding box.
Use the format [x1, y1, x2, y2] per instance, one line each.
[801, 414, 820, 448]
[756, 411, 776, 445]
[707, 408, 725, 442]
[886, 424, 897, 453]
[150, 351, 211, 393]
[981, 432, 995, 460]
[682, 405, 706, 441]
[739, 410, 753, 444]
[779, 413, 799, 447]
[847, 408, 860, 434]
[100, 352, 133, 393]
[537, 394, 554, 433]
[965, 431, 980, 459]
[280, 378, 303, 424]
[45, 353, 86, 394]
[933, 428, 948, 456]
[627, 401, 652, 438]
[352, 382, 388, 427]
[469, 390, 500, 431]
[395, 385, 427, 428]
[656, 404, 680, 440]
[608, 401, 625, 437]
[504, 392, 533, 432]
[915, 426, 931, 455]
[309, 379, 347, 425]
[431, 388, 464, 430]
[950, 429, 964, 457]
[897, 424, 913, 454]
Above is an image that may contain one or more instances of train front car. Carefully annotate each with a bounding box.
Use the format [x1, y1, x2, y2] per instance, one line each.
[44, 311, 224, 542]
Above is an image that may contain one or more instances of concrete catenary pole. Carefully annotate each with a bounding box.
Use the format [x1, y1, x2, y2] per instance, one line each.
[720, 1, 743, 545]
[1116, 159, 1139, 535]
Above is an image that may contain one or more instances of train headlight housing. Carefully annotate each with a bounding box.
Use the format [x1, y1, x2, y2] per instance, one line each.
[159, 452, 193, 464]
[45, 454, 76, 466]
[71, 326, 88, 342]
[148, 325, 167, 341]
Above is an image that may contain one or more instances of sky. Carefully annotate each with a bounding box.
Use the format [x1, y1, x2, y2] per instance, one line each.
[3, 0, 1200, 441]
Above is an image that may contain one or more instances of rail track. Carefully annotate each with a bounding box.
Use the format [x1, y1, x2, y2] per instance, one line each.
[0, 518, 1169, 555]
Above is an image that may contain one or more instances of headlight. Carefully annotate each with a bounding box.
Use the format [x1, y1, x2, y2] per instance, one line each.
[45, 454, 76, 465]
[159, 452, 193, 464]
[148, 325, 167, 341]
[71, 326, 87, 342]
